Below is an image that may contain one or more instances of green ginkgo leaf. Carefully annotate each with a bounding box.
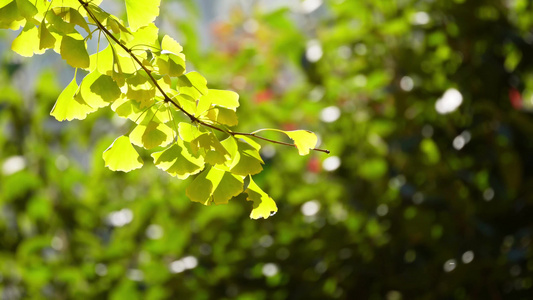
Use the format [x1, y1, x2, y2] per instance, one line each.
[12, 23, 45, 57]
[205, 107, 238, 127]
[161, 35, 184, 57]
[250, 129, 318, 156]
[0, 1, 25, 30]
[102, 135, 144, 172]
[74, 70, 121, 109]
[191, 133, 230, 164]
[130, 120, 174, 149]
[151, 139, 205, 179]
[126, 72, 156, 108]
[125, 0, 161, 31]
[245, 177, 278, 219]
[221, 138, 264, 176]
[60, 34, 90, 68]
[285, 130, 318, 155]
[186, 166, 244, 205]
[177, 71, 208, 101]
[200, 89, 240, 111]
[50, 75, 94, 121]
[38, 20, 56, 50]
[15, 0, 37, 19]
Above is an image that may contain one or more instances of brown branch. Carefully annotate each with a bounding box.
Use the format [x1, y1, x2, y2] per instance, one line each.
[77, 0, 330, 155]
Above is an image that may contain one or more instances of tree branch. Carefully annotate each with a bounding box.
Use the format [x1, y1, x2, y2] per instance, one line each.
[77, 0, 330, 154]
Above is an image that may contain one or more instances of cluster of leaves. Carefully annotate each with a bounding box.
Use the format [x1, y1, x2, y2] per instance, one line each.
[0, 0, 325, 219]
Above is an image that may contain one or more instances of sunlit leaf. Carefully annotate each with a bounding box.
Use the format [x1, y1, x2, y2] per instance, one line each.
[15, 0, 37, 19]
[221, 138, 264, 176]
[38, 21, 55, 50]
[186, 167, 244, 205]
[151, 139, 205, 179]
[102, 135, 144, 172]
[12, 23, 45, 57]
[125, 0, 161, 31]
[251, 129, 318, 155]
[245, 177, 277, 219]
[191, 133, 230, 164]
[205, 107, 238, 127]
[60, 34, 90, 68]
[200, 89, 240, 111]
[177, 71, 208, 100]
[130, 120, 174, 149]
[50, 75, 94, 121]
[75, 70, 121, 109]
[126, 72, 156, 108]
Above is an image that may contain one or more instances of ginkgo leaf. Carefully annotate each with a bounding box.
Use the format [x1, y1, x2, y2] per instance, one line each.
[38, 20, 56, 50]
[156, 53, 185, 77]
[0, 1, 25, 30]
[151, 139, 205, 179]
[74, 70, 121, 109]
[161, 35, 184, 57]
[15, 0, 37, 19]
[130, 120, 174, 149]
[186, 167, 244, 205]
[191, 133, 230, 164]
[102, 135, 143, 172]
[178, 122, 205, 142]
[50, 75, 94, 121]
[60, 34, 90, 68]
[125, 0, 161, 31]
[250, 129, 318, 155]
[177, 71, 208, 100]
[12, 23, 45, 57]
[200, 89, 240, 112]
[245, 177, 278, 219]
[285, 130, 318, 155]
[126, 72, 156, 108]
[221, 138, 264, 176]
[205, 107, 238, 127]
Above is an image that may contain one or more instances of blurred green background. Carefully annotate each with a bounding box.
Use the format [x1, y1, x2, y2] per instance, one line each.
[1, 0, 533, 299]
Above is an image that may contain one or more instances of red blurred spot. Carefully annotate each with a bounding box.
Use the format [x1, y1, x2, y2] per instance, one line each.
[509, 87, 523, 110]
[254, 89, 273, 104]
[307, 156, 321, 173]
[282, 123, 297, 131]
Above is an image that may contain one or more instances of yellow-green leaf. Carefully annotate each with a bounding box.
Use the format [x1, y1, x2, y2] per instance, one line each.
[177, 71, 208, 101]
[161, 35, 184, 57]
[151, 139, 205, 179]
[186, 167, 244, 205]
[50, 75, 94, 121]
[125, 0, 161, 31]
[15, 0, 37, 19]
[130, 120, 174, 149]
[200, 89, 240, 111]
[12, 23, 45, 57]
[126, 72, 156, 108]
[38, 21, 56, 50]
[285, 130, 318, 155]
[75, 70, 121, 109]
[60, 34, 90, 68]
[221, 138, 264, 176]
[205, 107, 238, 127]
[245, 177, 277, 219]
[102, 135, 144, 172]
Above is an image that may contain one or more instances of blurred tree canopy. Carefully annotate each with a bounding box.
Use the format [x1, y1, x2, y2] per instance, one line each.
[1, 0, 533, 299]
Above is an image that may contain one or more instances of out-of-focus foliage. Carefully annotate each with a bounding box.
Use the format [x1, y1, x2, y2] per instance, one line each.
[1, 0, 533, 299]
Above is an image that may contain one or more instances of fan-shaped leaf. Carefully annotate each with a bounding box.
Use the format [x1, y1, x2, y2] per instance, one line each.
[130, 120, 174, 149]
[50, 75, 94, 121]
[125, 0, 161, 31]
[245, 177, 278, 219]
[60, 34, 90, 68]
[102, 135, 143, 172]
[151, 139, 205, 179]
[186, 167, 244, 205]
